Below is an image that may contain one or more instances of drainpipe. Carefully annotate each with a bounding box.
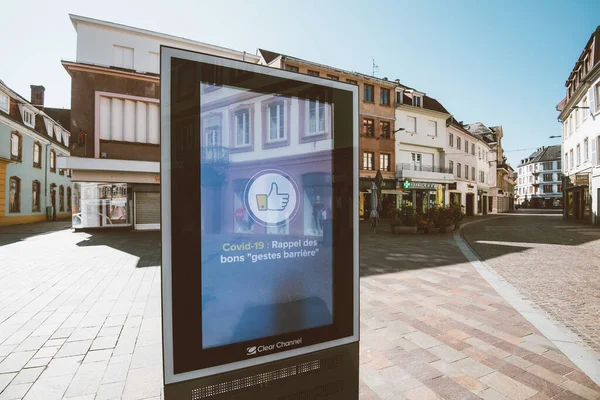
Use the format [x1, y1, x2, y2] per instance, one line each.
[44, 143, 49, 218]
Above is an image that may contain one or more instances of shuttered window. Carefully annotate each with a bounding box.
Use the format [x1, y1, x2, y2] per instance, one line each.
[99, 95, 160, 144]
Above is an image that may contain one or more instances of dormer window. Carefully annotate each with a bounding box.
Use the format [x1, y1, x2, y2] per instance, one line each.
[396, 91, 403, 104]
[23, 108, 35, 128]
[0, 92, 9, 113]
[413, 95, 422, 107]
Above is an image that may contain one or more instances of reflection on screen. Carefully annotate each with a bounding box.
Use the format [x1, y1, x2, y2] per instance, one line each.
[199, 81, 334, 349]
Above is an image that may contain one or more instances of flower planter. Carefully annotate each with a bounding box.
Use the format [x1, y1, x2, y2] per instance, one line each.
[394, 226, 418, 234]
[440, 225, 454, 233]
[427, 227, 440, 234]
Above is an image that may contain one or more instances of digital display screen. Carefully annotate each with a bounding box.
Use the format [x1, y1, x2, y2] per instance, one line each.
[163, 49, 357, 378]
[200, 84, 335, 349]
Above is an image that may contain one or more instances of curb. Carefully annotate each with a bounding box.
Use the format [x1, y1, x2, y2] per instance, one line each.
[454, 217, 600, 386]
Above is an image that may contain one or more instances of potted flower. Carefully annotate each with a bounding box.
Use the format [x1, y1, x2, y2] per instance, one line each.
[438, 206, 455, 233]
[389, 208, 403, 233]
[426, 207, 441, 233]
[396, 206, 419, 234]
[449, 203, 466, 230]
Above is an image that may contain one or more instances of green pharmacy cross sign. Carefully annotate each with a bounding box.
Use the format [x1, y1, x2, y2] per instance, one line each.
[403, 180, 411, 189]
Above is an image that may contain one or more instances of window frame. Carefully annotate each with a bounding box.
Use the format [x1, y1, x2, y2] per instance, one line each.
[50, 149, 56, 172]
[261, 98, 291, 149]
[449, 160, 454, 173]
[464, 140, 469, 153]
[10, 131, 22, 161]
[229, 106, 254, 153]
[67, 187, 72, 212]
[412, 95, 422, 107]
[0, 92, 9, 113]
[584, 138, 589, 162]
[576, 144, 581, 166]
[32, 180, 41, 212]
[59, 185, 65, 212]
[363, 151, 374, 170]
[448, 133, 454, 147]
[379, 153, 391, 172]
[465, 165, 469, 180]
[380, 88, 390, 106]
[427, 120, 437, 137]
[363, 84, 374, 102]
[472, 167, 475, 181]
[471, 143, 475, 155]
[32, 141, 42, 168]
[457, 163, 462, 178]
[406, 116, 417, 133]
[285, 65, 299, 73]
[362, 118, 375, 137]
[379, 121, 390, 139]
[457, 137, 461, 150]
[9, 176, 21, 213]
[307, 70, 320, 77]
[326, 74, 339, 81]
[23, 109, 35, 128]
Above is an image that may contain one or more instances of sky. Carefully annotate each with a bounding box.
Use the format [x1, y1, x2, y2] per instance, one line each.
[1, 0, 598, 167]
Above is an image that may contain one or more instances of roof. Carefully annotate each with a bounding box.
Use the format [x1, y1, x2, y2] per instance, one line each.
[464, 122, 497, 144]
[520, 145, 561, 166]
[565, 25, 600, 86]
[423, 96, 449, 114]
[258, 49, 281, 64]
[70, 14, 260, 63]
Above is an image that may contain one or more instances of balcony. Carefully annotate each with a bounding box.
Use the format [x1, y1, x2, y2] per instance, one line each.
[395, 163, 454, 183]
[202, 146, 230, 164]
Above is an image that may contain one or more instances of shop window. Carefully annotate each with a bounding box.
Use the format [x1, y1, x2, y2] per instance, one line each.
[363, 84, 374, 102]
[363, 152, 374, 170]
[10, 131, 22, 161]
[67, 187, 72, 212]
[32, 180, 41, 212]
[9, 177, 20, 213]
[50, 149, 56, 172]
[380, 88, 390, 105]
[363, 118, 374, 137]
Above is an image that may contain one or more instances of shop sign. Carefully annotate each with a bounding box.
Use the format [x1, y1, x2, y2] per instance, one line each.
[397, 180, 438, 190]
[575, 174, 589, 186]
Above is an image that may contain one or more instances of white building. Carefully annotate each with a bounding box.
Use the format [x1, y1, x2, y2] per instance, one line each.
[393, 86, 454, 213]
[515, 146, 562, 208]
[556, 25, 600, 224]
[446, 119, 494, 215]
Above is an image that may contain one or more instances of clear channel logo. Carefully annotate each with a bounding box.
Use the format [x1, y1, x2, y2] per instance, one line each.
[246, 338, 302, 356]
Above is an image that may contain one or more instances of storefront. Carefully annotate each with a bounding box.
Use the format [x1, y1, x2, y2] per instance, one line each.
[478, 189, 488, 215]
[72, 182, 132, 228]
[565, 173, 591, 222]
[359, 178, 396, 218]
[397, 180, 445, 213]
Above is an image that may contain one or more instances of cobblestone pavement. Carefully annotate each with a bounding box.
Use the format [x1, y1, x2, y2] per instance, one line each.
[462, 211, 600, 358]
[0, 220, 598, 399]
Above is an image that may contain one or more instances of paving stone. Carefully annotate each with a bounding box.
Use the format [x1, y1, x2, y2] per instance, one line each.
[423, 376, 481, 400]
[454, 374, 489, 393]
[0, 351, 36, 373]
[95, 381, 126, 400]
[0, 382, 32, 399]
[480, 371, 538, 400]
[479, 387, 512, 400]
[55, 340, 92, 358]
[0, 373, 17, 393]
[11, 367, 44, 384]
[559, 380, 600, 400]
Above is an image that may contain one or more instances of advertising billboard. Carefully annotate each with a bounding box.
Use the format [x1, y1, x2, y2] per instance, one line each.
[161, 46, 358, 399]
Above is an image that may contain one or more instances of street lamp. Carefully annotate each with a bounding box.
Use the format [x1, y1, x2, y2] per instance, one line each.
[549, 135, 561, 138]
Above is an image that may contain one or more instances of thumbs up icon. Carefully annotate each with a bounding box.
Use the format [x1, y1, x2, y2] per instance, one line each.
[256, 182, 290, 211]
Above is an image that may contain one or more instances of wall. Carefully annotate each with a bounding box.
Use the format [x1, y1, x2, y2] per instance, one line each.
[75, 21, 258, 75]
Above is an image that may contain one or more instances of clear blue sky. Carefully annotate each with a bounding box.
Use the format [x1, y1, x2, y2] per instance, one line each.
[1, 0, 598, 166]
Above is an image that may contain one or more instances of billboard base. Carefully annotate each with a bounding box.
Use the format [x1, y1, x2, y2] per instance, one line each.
[164, 342, 359, 400]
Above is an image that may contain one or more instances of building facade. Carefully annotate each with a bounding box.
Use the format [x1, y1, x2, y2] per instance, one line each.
[257, 50, 397, 218]
[556, 25, 600, 224]
[515, 146, 562, 208]
[0, 82, 72, 226]
[59, 14, 259, 230]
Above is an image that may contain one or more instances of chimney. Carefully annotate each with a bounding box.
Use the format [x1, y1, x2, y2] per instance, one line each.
[30, 85, 45, 107]
[383, 77, 388, 81]
[395, 79, 400, 84]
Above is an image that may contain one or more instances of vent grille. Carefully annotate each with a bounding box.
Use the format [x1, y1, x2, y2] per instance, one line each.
[277, 381, 343, 400]
[190, 354, 343, 399]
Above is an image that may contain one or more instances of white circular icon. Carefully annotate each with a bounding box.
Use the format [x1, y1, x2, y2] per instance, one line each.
[245, 171, 298, 226]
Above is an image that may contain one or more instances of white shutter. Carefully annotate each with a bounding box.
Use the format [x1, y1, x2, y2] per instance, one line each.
[589, 87, 596, 119]
[147, 104, 160, 144]
[135, 101, 147, 143]
[99, 97, 111, 140]
[53, 125, 62, 141]
[44, 117, 53, 137]
[110, 98, 124, 141]
[592, 136, 598, 166]
[123, 100, 135, 142]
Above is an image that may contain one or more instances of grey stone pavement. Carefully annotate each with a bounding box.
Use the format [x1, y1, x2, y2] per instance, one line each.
[462, 210, 600, 358]
[0, 216, 598, 399]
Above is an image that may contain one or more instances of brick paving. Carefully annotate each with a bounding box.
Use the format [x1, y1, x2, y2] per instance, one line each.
[0, 219, 597, 399]
[462, 211, 600, 357]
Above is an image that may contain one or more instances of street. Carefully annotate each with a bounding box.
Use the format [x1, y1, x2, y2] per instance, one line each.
[0, 214, 598, 399]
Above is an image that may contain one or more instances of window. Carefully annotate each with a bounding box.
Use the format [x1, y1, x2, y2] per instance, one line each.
[363, 152, 374, 170]
[457, 163, 462, 178]
[596, 84, 600, 111]
[464, 140, 469, 153]
[427, 120, 437, 136]
[380, 121, 390, 138]
[478, 147, 482, 160]
[149, 52, 159, 72]
[234, 109, 251, 147]
[346, 79, 357, 85]
[480, 171, 485, 183]
[22, 109, 34, 128]
[411, 153, 422, 169]
[584, 138, 589, 162]
[557, 160, 561, 170]
[363, 84, 374, 102]
[66, 169, 71, 178]
[380, 88, 390, 105]
[307, 99, 326, 135]
[565, 153, 568, 171]
[543, 173, 553, 181]
[465, 165, 469, 180]
[380, 153, 390, 171]
[543, 162, 553, 170]
[113, 45, 134, 69]
[9, 177, 20, 213]
[59, 186, 64, 212]
[576, 144, 581, 166]
[32, 142, 41, 168]
[407, 116, 416, 133]
[363, 118, 374, 136]
[558, 184, 563, 192]
[67, 187, 72, 212]
[267, 101, 286, 142]
[10, 131, 22, 161]
[285, 65, 299, 73]
[413, 95, 422, 107]
[32, 180, 41, 212]
[457, 137, 461, 150]
[543, 185, 553, 193]
[59, 168, 64, 176]
[0, 92, 9, 113]
[50, 149, 56, 172]
[471, 143, 475, 155]
[396, 91, 403, 104]
[449, 160, 454, 173]
[569, 149, 573, 169]
[326, 74, 339, 81]
[472, 167, 475, 181]
[582, 97, 588, 120]
[449, 133, 454, 147]
[307, 70, 319, 77]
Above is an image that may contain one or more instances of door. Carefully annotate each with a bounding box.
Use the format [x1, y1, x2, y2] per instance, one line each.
[466, 193, 475, 216]
[412, 153, 422, 171]
[50, 186, 56, 221]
